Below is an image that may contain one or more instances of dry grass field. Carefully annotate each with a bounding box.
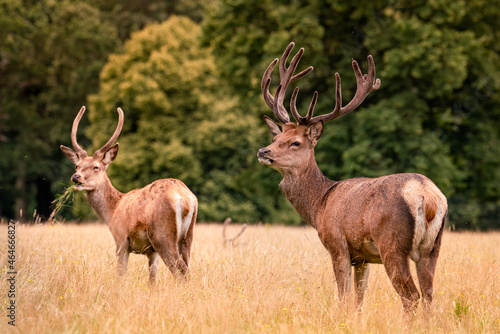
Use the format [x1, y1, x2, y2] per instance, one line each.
[1, 222, 499, 333]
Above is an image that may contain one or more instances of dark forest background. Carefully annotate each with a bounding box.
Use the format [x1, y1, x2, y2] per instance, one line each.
[1, 0, 499, 229]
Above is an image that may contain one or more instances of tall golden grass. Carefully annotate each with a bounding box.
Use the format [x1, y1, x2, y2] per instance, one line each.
[1, 223, 499, 333]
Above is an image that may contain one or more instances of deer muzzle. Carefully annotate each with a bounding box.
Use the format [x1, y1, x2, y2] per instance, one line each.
[257, 148, 274, 166]
[71, 174, 84, 190]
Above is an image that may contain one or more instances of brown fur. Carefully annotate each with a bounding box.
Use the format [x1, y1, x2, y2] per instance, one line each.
[61, 107, 197, 285]
[424, 196, 438, 227]
[258, 117, 447, 315]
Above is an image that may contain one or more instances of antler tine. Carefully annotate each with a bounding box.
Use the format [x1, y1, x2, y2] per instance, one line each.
[305, 91, 318, 123]
[94, 107, 124, 158]
[276, 44, 312, 122]
[289, 55, 314, 84]
[261, 42, 313, 124]
[290, 87, 318, 125]
[71, 106, 88, 158]
[290, 88, 304, 123]
[261, 59, 279, 108]
[262, 59, 290, 124]
[280, 43, 314, 82]
[272, 84, 290, 123]
[309, 55, 380, 125]
[278, 42, 302, 81]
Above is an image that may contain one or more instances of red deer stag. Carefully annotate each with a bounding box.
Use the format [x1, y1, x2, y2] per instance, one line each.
[60, 106, 197, 284]
[258, 43, 447, 314]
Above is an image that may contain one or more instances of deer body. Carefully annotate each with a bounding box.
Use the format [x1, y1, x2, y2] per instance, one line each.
[314, 174, 445, 265]
[91, 177, 197, 280]
[280, 166, 445, 265]
[61, 107, 197, 284]
[258, 43, 447, 314]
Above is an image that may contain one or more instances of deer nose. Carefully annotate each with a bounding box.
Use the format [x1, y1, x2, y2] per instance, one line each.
[71, 174, 81, 183]
[257, 148, 271, 158]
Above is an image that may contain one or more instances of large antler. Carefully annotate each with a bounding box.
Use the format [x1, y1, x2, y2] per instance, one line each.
[70, 106, 124, 158]
[261, 42, 381, 126]
[261, 42, 314, 124]
[93, 107, 124, 158]
[308, 55, 381, 125]
[71, 106, 88, 158]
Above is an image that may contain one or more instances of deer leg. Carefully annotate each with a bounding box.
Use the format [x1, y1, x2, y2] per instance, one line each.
[178, 238, 190, 268]
[416, 222, 445, 314]
[165, 242, 188, 278]
[160, 244, 187, 278]
[382, 252, 420, 315]
[416, 252, 439, 314]
[147, 231, 187, 278]
[147, 252, 160, 286]
[330, 254, 353, 304]
[178, 211, 196, 268]
[116, 241, 129, 278]
[353, 262, 370, 308]
[320, 230, 353, 305]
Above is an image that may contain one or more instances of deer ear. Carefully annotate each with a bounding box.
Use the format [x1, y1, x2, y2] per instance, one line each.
[264, 116, 282, 137]
[102, 143, 119, 165]
[60, 145, 80, 164]
[308, 121, 323, 144]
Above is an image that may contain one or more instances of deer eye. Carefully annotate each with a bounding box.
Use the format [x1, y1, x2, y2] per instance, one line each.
[291, 141, 300, 147]
[93, 166, 99, 171]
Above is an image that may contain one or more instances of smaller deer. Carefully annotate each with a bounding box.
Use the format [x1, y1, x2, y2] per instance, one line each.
[60, 106, 197, 284]
[258, 43, 447, 315]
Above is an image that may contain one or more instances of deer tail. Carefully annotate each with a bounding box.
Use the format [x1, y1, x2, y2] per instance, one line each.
[424, 195, 439, 228]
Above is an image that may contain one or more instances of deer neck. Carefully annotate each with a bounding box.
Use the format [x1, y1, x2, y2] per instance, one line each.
[279, 152, 335, 229]
[85, 176, 123, 223]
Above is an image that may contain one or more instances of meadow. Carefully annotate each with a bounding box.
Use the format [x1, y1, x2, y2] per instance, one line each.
[1, 222, 499, 333]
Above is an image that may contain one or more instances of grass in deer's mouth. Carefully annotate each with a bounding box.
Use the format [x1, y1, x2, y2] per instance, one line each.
[48, 183, 76, 223]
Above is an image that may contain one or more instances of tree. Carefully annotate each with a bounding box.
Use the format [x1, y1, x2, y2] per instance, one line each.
[0, 0, 119, 220]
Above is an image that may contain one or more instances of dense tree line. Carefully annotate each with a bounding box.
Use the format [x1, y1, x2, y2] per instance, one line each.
[0, 0, 213, 221]
[1, 0, 499, 229]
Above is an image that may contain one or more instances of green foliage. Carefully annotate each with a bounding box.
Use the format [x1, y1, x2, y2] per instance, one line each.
[0, 0, 119, 219]
[453, 298, 471, 319]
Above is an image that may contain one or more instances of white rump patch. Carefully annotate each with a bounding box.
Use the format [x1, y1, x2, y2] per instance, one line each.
[176, 194, 196, 239]
[402, 179, 446, 261]
[420, 203, 445, 251]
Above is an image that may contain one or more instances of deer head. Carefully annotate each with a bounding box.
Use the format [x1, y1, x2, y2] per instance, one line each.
[257, 42, 381, 174]
[60, 106, 124, 191]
